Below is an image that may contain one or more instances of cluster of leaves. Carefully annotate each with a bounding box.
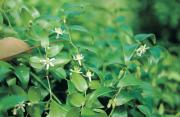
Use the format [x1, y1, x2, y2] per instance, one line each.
[0, 0, 179, 117]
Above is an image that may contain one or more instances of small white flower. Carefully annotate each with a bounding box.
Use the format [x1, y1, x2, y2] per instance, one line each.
[13, 102, 26, 115]
[136, 44, 149, 57]
[83, 70, 94, 82]
[73, 53, 84, 66]
[40, 58, 55, 70]
[70, 66, 82, 74]
[54, 27, 64, 38]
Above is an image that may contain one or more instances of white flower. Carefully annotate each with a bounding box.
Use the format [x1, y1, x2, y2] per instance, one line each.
[83, 70, 94, 82]
[136, 44, 149, 57]
[73, 53, 84, 66]
[54, 27, 64, 38]
[13, 102, 26, 115]
[70, 66, 82, 74]
[40, 58, 55, 70]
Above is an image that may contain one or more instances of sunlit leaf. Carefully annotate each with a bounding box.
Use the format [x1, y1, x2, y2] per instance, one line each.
[48, 100, 67, 117]
[69, 92, 85, 107]
[28, 86, 41, 103]
[14, 65, 30, 88]
[71, 73, 88, 92]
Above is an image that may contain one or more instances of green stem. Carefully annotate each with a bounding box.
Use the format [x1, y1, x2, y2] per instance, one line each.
[46, 75, 52, 100]
[30, 72, 61, 104]
[109, 86, 123, 117]
[64, 24, 79, 52]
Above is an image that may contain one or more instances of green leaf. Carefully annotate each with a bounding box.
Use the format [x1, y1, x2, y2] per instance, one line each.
[116, 91, 134, 106]
[117, 74, 143, 87]
[69, 92, 85, 107]
[0, 61, 12, 81]
[71, 73, 88, 92]
[20, 7, 32, 25]
[27, 105, 42, 117]
[81, 108, 108, 117]
[28, 87, 41, 103]
[29, 56, 43, 69]
[40, 37, 49, 48]
[47, 45, 63, 57]
[134, 33, 156, 44]
[14, 65, 30, 88]
[137, 105, 152, 117]
[48, 100, 67, 117]
[149, 46, 162, 63]
[0, 95, 26, 111]
[112, 107, 127, 117]
[67, 81, 77, 94]
[86, 87, 114, 108]
[89, 80, 101, 89]
[124, 44, 138, 61]
[10, 85, 27, 98]
[69, 25, 89, 33]
[51, 67, 66, 80]
[66, 107, 80, 117]
[53, 57, 70, 66]
[6, 78, 16, 86]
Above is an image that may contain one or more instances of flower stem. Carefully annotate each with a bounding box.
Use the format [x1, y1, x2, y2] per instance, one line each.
[30, 72, 61, 104]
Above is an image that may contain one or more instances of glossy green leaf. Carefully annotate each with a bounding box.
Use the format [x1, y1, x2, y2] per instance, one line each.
[137, 105, 152, 117]
[48, 100, 67, 117]
[10, 85, 27, 98]
[89, 80, 101, 89]
[0, 61, 12, 81]
[53, 58, 70, 66]
[51, 67, 66, 80]
[112, 107, 127, 117]
[86, 87, 114, 108]
[66, 107, 80, 117]
[29, 56, 44, 69]
[116, 91, 134, 106]
[134, 33, 156, 44]
[47, 45, 63, 57]
[28, 87, 41, 103]
[117, 74, 143, 87]
[69, 92, 85, 107]
[14, 65, 30, 88]
[6, 77, 16, 86]
[81, 108, 108, 117]
[20, 7, 32, 25]
[27, 105, 42, 117]
[71, 73, 88, 92]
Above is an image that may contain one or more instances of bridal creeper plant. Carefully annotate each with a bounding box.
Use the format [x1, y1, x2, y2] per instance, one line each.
[0, 0, 163, 117]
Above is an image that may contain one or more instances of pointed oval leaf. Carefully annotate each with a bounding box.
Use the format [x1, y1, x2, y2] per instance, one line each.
[28, 86, 41, 103]
[48, 100, 67, 117]
[137, 105, 152, 117]
[14, 65, 30, 88]
[71, 73, 88, 92]
[69, 92, 85, 107]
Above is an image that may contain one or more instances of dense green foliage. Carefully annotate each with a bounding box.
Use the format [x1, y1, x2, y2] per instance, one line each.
[0, 0, 179, 117]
